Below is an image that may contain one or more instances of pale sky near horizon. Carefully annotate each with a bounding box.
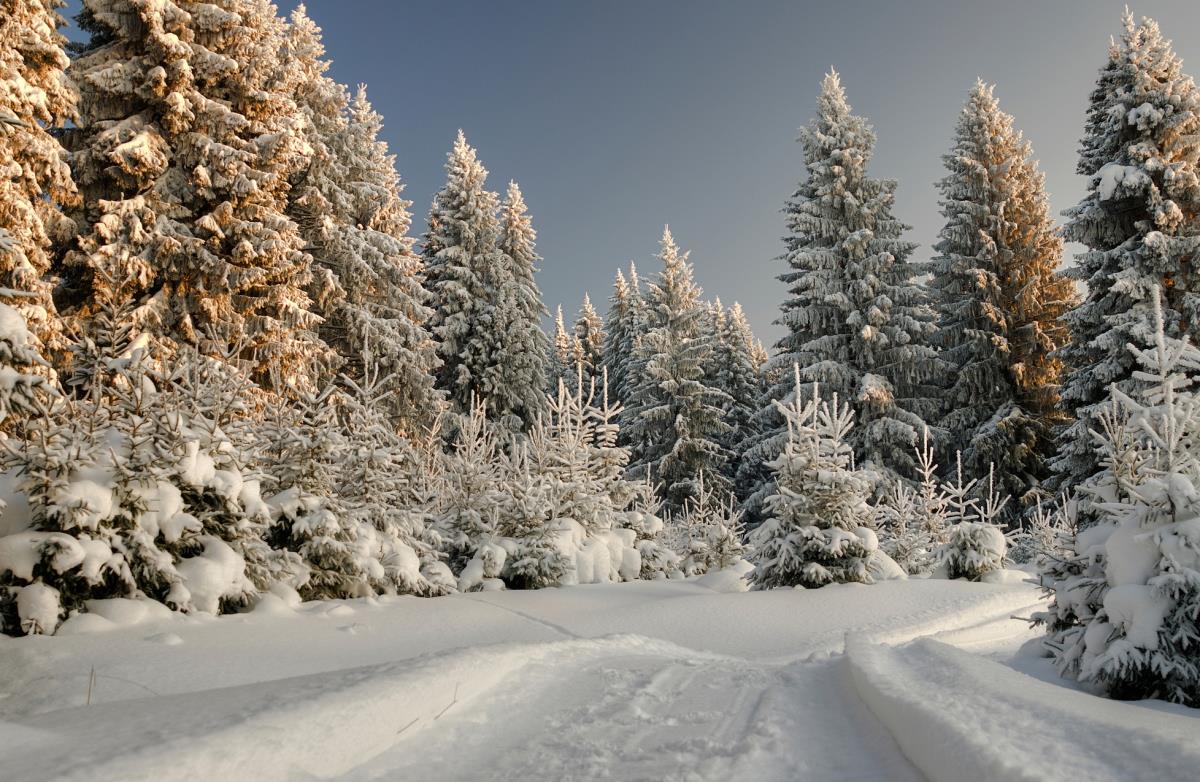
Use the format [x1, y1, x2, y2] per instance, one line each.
[63, 1, 1200, 344]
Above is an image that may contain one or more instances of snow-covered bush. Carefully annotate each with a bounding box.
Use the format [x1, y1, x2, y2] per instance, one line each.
[749, 371, 878, 590]
[669, 473, 745, 577]
[335, 369, 449, 597]
[875, 428, 949, 575]
[1040, 289, 1200, 705]
[939, 522, 1008, 581]
[1009, 495, 1078, 566]
[438, 379, 675, 591]
[0, 303, 280, 633]
[932, 461, 1009, 581]
[435, 397, 508, 578]
[261, 387, 373, 601]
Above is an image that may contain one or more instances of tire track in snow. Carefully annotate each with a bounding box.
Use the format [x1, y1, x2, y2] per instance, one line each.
[342, 647, 924, 782]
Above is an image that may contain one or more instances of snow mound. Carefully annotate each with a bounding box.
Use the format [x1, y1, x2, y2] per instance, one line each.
[692, 559, 753, 592]
[847, 635, 1200, 782]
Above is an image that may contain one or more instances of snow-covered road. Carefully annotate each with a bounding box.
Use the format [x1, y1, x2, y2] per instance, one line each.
[3, 572, 1191, 781]
[345, 638, 921, 781]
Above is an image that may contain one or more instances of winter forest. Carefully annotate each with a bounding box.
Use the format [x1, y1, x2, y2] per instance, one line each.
[2, 1, 1200, 779]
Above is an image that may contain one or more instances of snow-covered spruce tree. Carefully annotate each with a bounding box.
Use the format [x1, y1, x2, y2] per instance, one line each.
[671, 472, 746, 577]
[934, 461, 1010, 581]
[623, 227, 731, 515]
[158, 341, 305, 596]
[434, 395, 507, 578]
[749, 338, 769, 374]
[749, 369, 879, 589]
[441, 374, 677, 591]
[572, 292, 605, 393]
[603, 267, 638, 406]
[542, 374, 677, 584]
[259, 384, 396, 601]
[65, 0, 332, 396]
[930, 81, 1076, 518]
[550, 303, 578, 388]
[490, 444, 564, 590]
[335, 366, 448, 596]
[740, 71, 941, 522]
[610, 263, 653, 414]
[423, 131, 525, 425]
[707, 300, 762, 489]
[487, 180, 551, 431]
[875, 427, 950, 575]
[0, 294, 283, 634]
[283, 9, 441, 434]
[0, 0, 78, 358]
[1053, 12, 1200, 504]
[1041, 288, 1200, 705]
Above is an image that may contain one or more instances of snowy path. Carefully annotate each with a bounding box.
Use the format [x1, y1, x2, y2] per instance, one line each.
[12, 574, 1192, 782]
[344, 639, 921, 782]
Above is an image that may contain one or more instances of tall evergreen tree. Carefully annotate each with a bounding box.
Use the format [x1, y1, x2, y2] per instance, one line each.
[709, 300, 762, 488]
[0, 0, 78, 358]
[624, 226, 730, 514]
[930, 81, 1076, 517]
[284, 8, 440, 434]
[65, 0, 332, 396]
[603, 268, 636, 404]
[422, 131, 510, 420]
[550, 303, 577, 388]
[740, 71, 940, 521]
[1053, 12, 1200, 502]
[572, 292, 604, 392]
[490, 180, 550, 430]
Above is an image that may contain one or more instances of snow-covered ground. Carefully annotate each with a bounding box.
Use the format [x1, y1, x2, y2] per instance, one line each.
[0, 570, 1194, 781]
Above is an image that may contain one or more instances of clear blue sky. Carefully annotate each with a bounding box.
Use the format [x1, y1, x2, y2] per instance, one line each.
[63, 1, 1200, 343]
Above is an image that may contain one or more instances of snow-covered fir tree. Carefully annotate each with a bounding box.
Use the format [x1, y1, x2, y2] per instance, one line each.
[749, 369, 879, 589]
[603, 267, 639, 405]
[930, 81, 1076, 518]
[490, 180, 551, 430]
[0, 0, 78, 358]
[875, 427, 949, 575]
[670, 471, 746, 577]
[623, 227, 731, 515]
[740, 71, 941, 523]
[1053, 12, 1200, 504]
[434, 395, 507, 578]
[284, 9, 441, 433]
[613, 263, 655, 449]
[0, 294, 296, 634]
[572, 292, 605, 392]
[333, 367, 448, 596]
[707, 300, 761, 489]
[1041, 288, 1200, 706]
[436, 379, 677, 591]
[257, 387, 355, 600]
[550, 303, 579, 387]
[423, 131, 518, 424]
[934, 460, 1010, 581]
[65, 0, 333, 396]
